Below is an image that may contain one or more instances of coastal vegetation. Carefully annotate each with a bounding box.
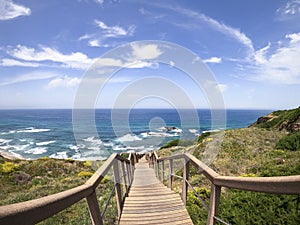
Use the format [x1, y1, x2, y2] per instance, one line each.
[0, 107, 299, 224]
[157, 107, 300, 224]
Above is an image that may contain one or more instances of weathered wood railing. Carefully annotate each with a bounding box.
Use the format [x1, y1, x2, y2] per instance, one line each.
[148, 152, 300, 225]
[0, 153, 137, 225]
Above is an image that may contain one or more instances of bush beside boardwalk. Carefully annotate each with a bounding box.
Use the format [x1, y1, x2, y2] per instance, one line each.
[158, 107, 300, 224]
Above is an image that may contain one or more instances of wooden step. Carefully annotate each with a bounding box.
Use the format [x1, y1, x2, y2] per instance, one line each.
[119, 157, 193, 225]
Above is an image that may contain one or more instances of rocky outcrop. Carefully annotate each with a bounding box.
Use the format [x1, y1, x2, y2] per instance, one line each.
[250, 107, 300, 133]
[255, 115, 276, 125]
[278, 118, 300, 133]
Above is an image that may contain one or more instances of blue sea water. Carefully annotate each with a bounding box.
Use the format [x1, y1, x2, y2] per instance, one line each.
[0, 109, 271, 160]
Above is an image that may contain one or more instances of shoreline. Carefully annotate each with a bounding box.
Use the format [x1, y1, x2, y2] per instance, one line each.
[0, 149, 25, 160]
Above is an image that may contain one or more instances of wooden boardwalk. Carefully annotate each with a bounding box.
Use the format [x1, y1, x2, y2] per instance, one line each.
[119, 157, 193, 225]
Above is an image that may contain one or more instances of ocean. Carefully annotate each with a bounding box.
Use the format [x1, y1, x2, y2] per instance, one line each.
[0, 109, 271, 160]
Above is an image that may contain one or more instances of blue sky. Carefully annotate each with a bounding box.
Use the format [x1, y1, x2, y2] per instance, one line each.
[0, 0, 300, 109]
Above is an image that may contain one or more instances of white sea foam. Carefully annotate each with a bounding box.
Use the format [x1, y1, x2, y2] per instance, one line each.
[112, 146, 127, 151]
[83, 136, 102, 145]
[13, 144, 30, 151]
[189, 129, 198, 133]
[50, 151, 68, 159]
[36, 140, 56, 146]
[88, 146, 101, 151]
[0, 145, 12, 150]
[147, 132, 179, 137]
[140, 132, 148, 138]
[157, 126, 182, 133]
[202, 129, 220, 133]
[1, 130, 16, 135]
[103, 142, 114, 147]
[17, 127, 51, 133]
[127, 146, 145, 151]
[69, 145, 79, 151]
[25, 147, 47, 154]
[117, 134, 142, 142]
[72, 153, 82, 160]
[0, 138, 12, 145]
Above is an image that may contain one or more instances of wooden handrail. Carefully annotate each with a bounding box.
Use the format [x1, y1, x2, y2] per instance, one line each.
[0, 153, 136, 225]
[0, 184, 93, 225]
[149, 152, 300, 225]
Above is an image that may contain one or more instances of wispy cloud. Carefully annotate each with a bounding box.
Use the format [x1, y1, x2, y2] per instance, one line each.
[138, 7, 165, 19]
[79, 20, 135, 47]
[277, 0, 300, 18]
[95, 20, 136, 38]
[0, 58, 40, 67]
[5, 45, 95, 69]
[0, 71, 59, 86]
[151, 3, 254, 56]
[0, 0, 31, 20]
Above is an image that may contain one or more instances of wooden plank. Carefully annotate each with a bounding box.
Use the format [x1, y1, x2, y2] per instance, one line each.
[119, 218, 193, 225]
[119, 157, 193, 225]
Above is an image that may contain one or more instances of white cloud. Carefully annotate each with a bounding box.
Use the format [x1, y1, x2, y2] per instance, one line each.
[217, 84, 227, 93]
[277, 0, 300, 16]
[125, 61, 159, 69]
[88, 39, 110, 48]
[286, 32, 300, 43]
[47, 76, 80, 89]
[0, 0, 31, 20]
[254, 43, 270, 64]
[95, 20, 136, 38]
[89, 39, 100, 47]
[0, 71, 59, 86]
[130, 43, 163, 60]
[93, 58, 123, 67]
[7, 45, 95, 69]
[203, 57, 222, 64]
[244, 32, 300, 84]
[1, 58, 39, 67]
[94, 0, 104, 5]
[79, 34, 93, 41]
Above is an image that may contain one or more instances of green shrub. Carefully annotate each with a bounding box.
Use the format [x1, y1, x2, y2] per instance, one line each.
[160, 139, 179, 149]
[218, 190, 300, 225]
[197, 132, 211, 143]
[1, 162, 19, 173]
[186, 188, 210, 224]
[275, 132, 300, 151]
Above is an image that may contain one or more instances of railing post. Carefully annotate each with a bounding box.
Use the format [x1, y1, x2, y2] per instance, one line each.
[207, 184, 221, 225]
[161, 160, 165, 182]
[156, 161, 160, 180]
[113, 160, 122, 220]
[126, 162, 131, 187]
[86, 191, 103, 225]
[182, 157, 189, 206]
[168, 159, 173, 189]
[121, 161, 128, 197]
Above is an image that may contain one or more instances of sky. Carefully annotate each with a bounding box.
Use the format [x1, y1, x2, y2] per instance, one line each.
[0, 0, 300, 110]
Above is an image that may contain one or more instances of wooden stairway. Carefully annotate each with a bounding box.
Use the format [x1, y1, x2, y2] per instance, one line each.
[119, 157, 193, 225]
